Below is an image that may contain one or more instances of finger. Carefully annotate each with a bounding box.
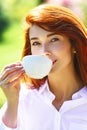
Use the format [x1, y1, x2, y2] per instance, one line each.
[3, 74, 24, 89]
[8, 68, 25, 83]
[0, 62, 22, 76]
[0, 68, 24, 88]
[0, 65, 24, 81]
[3, 62, 22, 69]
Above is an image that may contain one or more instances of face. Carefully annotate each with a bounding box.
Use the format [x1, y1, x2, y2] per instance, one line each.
[29, 25, 74, 73]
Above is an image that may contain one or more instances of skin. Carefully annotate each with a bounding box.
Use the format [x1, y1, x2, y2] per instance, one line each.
[0, 24, 82, 127]
[30, 25, 82, 110]
[0, 63, 25, 128]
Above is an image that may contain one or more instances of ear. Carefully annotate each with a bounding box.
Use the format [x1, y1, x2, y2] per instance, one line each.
[72, 48, 76, 54]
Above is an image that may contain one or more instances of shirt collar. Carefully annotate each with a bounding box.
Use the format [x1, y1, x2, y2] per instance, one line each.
[38, 80, 55, 103]
[38, 82, 87, 112]
[38, 80, 49, 93]
[39, 80, 87, 99]
[72, 86, 87, 100]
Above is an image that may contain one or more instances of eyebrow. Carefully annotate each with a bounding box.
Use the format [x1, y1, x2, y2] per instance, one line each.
[30, 33, 57, 41]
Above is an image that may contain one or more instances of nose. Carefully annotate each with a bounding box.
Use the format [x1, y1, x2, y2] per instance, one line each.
[41, 44, 51, 57]
[42, 52, 51, 57]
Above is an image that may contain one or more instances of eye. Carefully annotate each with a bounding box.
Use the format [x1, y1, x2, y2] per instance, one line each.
[31, 41, 41, 46]
[51, 37, 59, 42]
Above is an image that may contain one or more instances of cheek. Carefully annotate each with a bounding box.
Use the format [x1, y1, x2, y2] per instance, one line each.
[51, 45, 65, 56]
[59, 47, 73, 63]
[31, 48, 42, 55]
[54, 43, 72, 61]
[50, 43, 67, 54]
[50, 43, 66, 53]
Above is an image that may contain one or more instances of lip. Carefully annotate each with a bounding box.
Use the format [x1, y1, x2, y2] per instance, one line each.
[52, 60, 57, 64]
[47, 56, 57, 64]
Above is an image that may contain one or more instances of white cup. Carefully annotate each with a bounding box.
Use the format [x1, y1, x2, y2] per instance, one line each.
[22, 55, 52, 79]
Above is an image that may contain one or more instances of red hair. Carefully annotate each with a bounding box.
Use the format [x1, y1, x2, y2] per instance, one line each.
[21, 4, 87, 88]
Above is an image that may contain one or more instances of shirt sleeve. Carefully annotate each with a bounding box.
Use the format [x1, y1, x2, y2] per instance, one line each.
[0, 84, 29, 130]
[0, 103, 18, 130]
[0, 120, 15, 130]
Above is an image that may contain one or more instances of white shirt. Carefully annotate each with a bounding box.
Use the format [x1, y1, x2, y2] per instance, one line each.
[0, 81, 87, 130]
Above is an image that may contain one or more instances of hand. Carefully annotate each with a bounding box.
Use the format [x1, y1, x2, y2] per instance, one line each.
[0, 62, 25, 102]
[0, 63, 25, 128]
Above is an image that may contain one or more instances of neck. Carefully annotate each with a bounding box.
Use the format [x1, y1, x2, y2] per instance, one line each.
[48, 65, 83, 102]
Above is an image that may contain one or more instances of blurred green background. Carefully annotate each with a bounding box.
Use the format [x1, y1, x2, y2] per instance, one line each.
[0, 0, 45, 108]
[0, 0, 87, 108]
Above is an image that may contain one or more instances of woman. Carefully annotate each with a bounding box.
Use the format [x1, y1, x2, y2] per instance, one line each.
[0, 4, 87, 130]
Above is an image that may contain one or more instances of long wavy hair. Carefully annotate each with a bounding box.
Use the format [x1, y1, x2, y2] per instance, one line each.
[21, 4, 87, 88]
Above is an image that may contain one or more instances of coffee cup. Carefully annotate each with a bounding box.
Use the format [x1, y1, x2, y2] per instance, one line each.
[22, 55, 52, 79]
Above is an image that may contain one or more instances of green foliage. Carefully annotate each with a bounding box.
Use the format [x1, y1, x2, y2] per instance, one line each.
[0, 88, 6, 108]
[0, 0, 40, 107]
[0, 0, 39, 22]
[0, 5, 10, 41]
[37, 0, 45, 4]
[0, 22, 24, 108]
[0, 23, 24, 70]
[0, 0, 39, 42]
[81, 2, 87, 27]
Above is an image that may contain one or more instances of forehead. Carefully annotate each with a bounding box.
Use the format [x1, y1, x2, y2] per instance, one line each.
[29, 24, 51, 38]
